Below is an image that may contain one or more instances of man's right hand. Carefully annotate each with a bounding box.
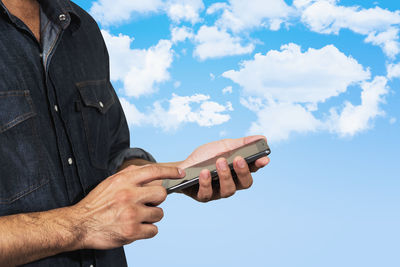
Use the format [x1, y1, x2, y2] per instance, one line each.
[71, 164, 185, 250]
[0, 164, 184, 266]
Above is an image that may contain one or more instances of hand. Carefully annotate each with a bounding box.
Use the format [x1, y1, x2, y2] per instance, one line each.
[179, 135, 270, 202]
[71, 164, 185, 250]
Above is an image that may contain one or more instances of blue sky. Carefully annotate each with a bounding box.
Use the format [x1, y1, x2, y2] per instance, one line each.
[73, 0, 400, 266]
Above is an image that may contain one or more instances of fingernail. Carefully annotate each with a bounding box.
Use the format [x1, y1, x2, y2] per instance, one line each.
[238, 158, 246, 169]
[217, 160, 228, 171]
[178, 168, 186, 177]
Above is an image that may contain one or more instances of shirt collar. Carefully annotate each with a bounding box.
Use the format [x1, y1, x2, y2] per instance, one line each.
[38, 0, 81, 31]
[0, 0, 81, 32]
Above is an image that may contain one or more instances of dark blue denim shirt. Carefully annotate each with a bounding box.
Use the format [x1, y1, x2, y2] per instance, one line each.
[0, 0, 155, 266]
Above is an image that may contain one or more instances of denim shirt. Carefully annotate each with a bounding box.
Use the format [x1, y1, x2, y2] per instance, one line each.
[0, 0, 155, 266]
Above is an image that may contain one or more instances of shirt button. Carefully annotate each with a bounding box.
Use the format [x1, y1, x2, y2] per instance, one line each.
[59, 14, 67, 21]
[99, 101, 104, 108]
[54, 105, 59, 112]
[39, 53, 43, 58]
[67, 158, 73, 165]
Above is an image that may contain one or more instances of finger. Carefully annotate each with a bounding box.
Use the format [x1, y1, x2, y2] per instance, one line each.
[250, 156, 270, 172]
[136, 224, 159, 240]
[137, 186, 167, 206]
[216, 158, 236, 198]
[233, 156, 253, 190]
[141, 206, 164, 224]
[131, 165, 186, 185]
[197, 169, 213, 202]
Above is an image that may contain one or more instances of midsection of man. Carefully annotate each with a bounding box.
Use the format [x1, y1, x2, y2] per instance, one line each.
[0, 0, 152, 265]
[0, 0, 270, 266]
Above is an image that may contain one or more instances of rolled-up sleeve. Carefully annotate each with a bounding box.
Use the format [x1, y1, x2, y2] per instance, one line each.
[109, 147, 156, 174]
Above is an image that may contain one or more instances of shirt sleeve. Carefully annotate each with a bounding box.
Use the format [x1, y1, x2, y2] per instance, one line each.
[106, 86, 156, 175]
[101, 32, 155, 174]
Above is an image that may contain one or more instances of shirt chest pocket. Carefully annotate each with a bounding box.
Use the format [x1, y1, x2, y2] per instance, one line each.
[76, 80, 115, 170]
[0, 91, 49, 206]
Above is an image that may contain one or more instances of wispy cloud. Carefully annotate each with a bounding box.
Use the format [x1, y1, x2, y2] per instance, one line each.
[207, 0, 293, 32]
[90, 0, 204, 26]
[120, 94, 233, 131]
[295, 0, 400, 58]
[387, 62, 400, 80]
[193, 26, 254, 60]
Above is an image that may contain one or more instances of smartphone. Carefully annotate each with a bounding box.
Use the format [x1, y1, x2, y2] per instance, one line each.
[162, 139, 271, 194]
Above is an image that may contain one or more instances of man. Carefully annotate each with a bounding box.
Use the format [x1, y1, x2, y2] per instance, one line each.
[0, 0, 270, 266]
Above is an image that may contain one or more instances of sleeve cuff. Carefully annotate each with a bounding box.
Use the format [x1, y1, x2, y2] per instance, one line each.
[109, 147, 156, 174]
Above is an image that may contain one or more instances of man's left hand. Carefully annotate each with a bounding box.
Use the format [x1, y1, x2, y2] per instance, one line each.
[178, 135, 270, 202]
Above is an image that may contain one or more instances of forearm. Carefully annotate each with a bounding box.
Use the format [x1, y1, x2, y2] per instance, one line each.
[0, 206, 82, 266]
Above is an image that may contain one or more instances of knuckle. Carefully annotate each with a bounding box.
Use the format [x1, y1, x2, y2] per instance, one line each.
[154, 207, 164, 221]
[156, 186, 168, 201]
[147, 225, 158, 238]
[116, 189, 133, 204]
[199, 175, 211, 188]
[220, 186, 236, 198]
[125, 164, 139, 173]
[146, 164, 162, 177]
[198, 193, 212, 203]
[240, 177, 253, 189]
[122, 207, 139, 222]
[220, 173, 231, 181]
[123, 223, 140, 240]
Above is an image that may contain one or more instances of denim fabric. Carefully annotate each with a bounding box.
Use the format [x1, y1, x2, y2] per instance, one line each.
[0, 0, 155, 266]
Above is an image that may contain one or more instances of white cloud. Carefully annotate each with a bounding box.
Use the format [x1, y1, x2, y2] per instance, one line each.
[365, 28, 400, 59]
[166, 0, 204, 24]
[194, 26, 255, 60]
[119, 97, 148, 126]
[171, 26, 194, 43]
[223, 43, 370, 104]
[90, 0, 204, 26]
[327, 76, 388, 136]
[387, 62, 400, 79]
[120, 94, 233, 131]
[240, 97, 265, 112]
[248, 102, 321, 141]
[224, 43, 389, 141]
[90, 0, 163, 26]
[222, 86, 233, 94]
[207, 0, 293, 32]
[297, 0, 400, 58]
[389, 117, 397, 124]
[102, 30, 174, 98]
[298, 1, 400, 35]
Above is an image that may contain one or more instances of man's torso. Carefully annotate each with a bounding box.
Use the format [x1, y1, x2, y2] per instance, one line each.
[0, 0, 129, 265]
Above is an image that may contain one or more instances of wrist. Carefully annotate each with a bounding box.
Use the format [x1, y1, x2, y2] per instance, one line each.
[60, 205, 88, 251]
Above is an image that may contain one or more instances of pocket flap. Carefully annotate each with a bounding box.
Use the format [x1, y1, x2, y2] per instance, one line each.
[76, 80, 115, 114]
[0, 90, 36, 133]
